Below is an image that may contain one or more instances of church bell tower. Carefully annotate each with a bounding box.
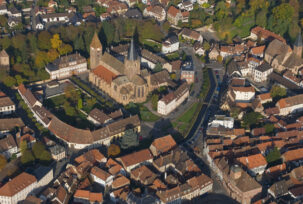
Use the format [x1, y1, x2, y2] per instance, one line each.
[124, 39, 140, 81]
[90, 32, 103, 69]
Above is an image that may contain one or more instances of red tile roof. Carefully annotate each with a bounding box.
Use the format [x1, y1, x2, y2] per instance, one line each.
[251, 26, 286, 43]
[237, 154, 267, 169]
[92, 65, 117, 84]
[117, 149, 153, 168]
[282, 148, 303, 162]
[0, 172, 37, 196]
[150, 135, 177, 155]
[167, 6, 180, 17]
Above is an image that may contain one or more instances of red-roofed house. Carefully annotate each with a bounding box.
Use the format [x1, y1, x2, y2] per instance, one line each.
[90, 167, 114, 187]
[149, 135, 177, 156]
[249, 26, 286, 44]
[0, 172, 37, 204]
[74, 190, 103, 204]
[237, 154, 267, 176]
[167, 6, 182, 25]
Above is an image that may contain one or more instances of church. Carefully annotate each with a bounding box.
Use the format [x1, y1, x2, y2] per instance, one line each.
[89, 32, 174, 105]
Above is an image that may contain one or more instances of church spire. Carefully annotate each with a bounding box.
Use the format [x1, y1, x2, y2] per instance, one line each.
[90, 32, 102, 49]
[127, 38, 138, 61]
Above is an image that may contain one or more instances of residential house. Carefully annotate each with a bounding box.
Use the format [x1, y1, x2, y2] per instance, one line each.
[75, 149, 107, 165]
[20, 133, 36, 148]
[162, 34, 179, 54]
[0, 5, 7, 15]
[157, 82, 189, 115]
[0, 118, 24, 135]
[209, 44, 220, 60]
[49, 144, 66, 161]
[213, 159, 262, 204]
[0, 172, 37, 204]
[111, 175, 130, 190]
[130, 165, 157, 185]
[236, 154, 267, 176]
[51, 186, 68, 204]
[90, 166, 114, 187]
[33, 166, 54, 194]
[116, 149, 153, 172]
[180, 60, 195, 84]
[0, 94, 15, 115]
[156, 174, 213, 203]
[8, 7, 21, 17]
[41, 13, 71, 25]
[149, 134, 177, 157]
[249, 26, 286, 43]
[143, 5, 166, 22]
[283, 70, 303, 87]
[228, 86, 255, 103]
[179, 28, 203, 43]
[87, 108, 113, 126]
[252, 62, 273, 83]
[208, 115, 234, 129]
[276, 94, 303, 115]
[178, 1, 193, 11]
[0, 49, 9, 69]
[140, 49, 171, 70]
[124, 8, 142, 19]
[45, 53, 87, 80]
[0, 134, 18, 159]
[193, 42, 205, 56]
[74, 190, 103, 204]
[282, 148, 303, 165]
[167, 6, 182, 25]
[250, 45, 265, 58]
[257, 93, 272, 104]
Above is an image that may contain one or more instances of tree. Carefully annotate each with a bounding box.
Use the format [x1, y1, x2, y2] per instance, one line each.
[3, 76, 16, 87]
[47, 49, 59, 62]
[38, 31, 52, 50]
[230, 107, 241, 118]
[256, 9, 267, 27]
[153, 63, 163, 73]
[51, 34, 63, 50]
[0, 15, 7, 27]
[202, 41, 210, 51]
[268, 3, 294, 35]
[170, 73, 176, 80]
[21, 150, 35, 165]
[74, 35, 85, 52]
[120, 129, 139, 149]
[39, 150, 52, 164]
[32, 142, 45, 159]
[264, 123, 275, 134]
[107, 144, 121, 157]
[64, 101, 76, 116]
[266, 147, 281, 164]
[0, 155, 7, 170]
[243, 112, 263, 128]
[58, 44, 73, 55]
[151, 94, 159, 111]
[217, 55, 223, 63]
[270, 85, 287, 99]
[77, 98, 83, 109]
[35, 51, 49, 68]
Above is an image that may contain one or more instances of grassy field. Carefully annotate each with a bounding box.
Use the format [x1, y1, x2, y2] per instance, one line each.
[173, 102, 201, 136]
[125, 102, 160, 122]
[139, 105, 160, 122]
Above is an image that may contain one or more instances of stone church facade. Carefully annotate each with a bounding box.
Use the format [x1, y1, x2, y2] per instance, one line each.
[89, 32, 173, 105]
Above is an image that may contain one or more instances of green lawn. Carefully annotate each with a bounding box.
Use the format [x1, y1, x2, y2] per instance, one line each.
[139, 106, 160, 122]
[125, 102, 160, 122]
[173, 102, 201, 136]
